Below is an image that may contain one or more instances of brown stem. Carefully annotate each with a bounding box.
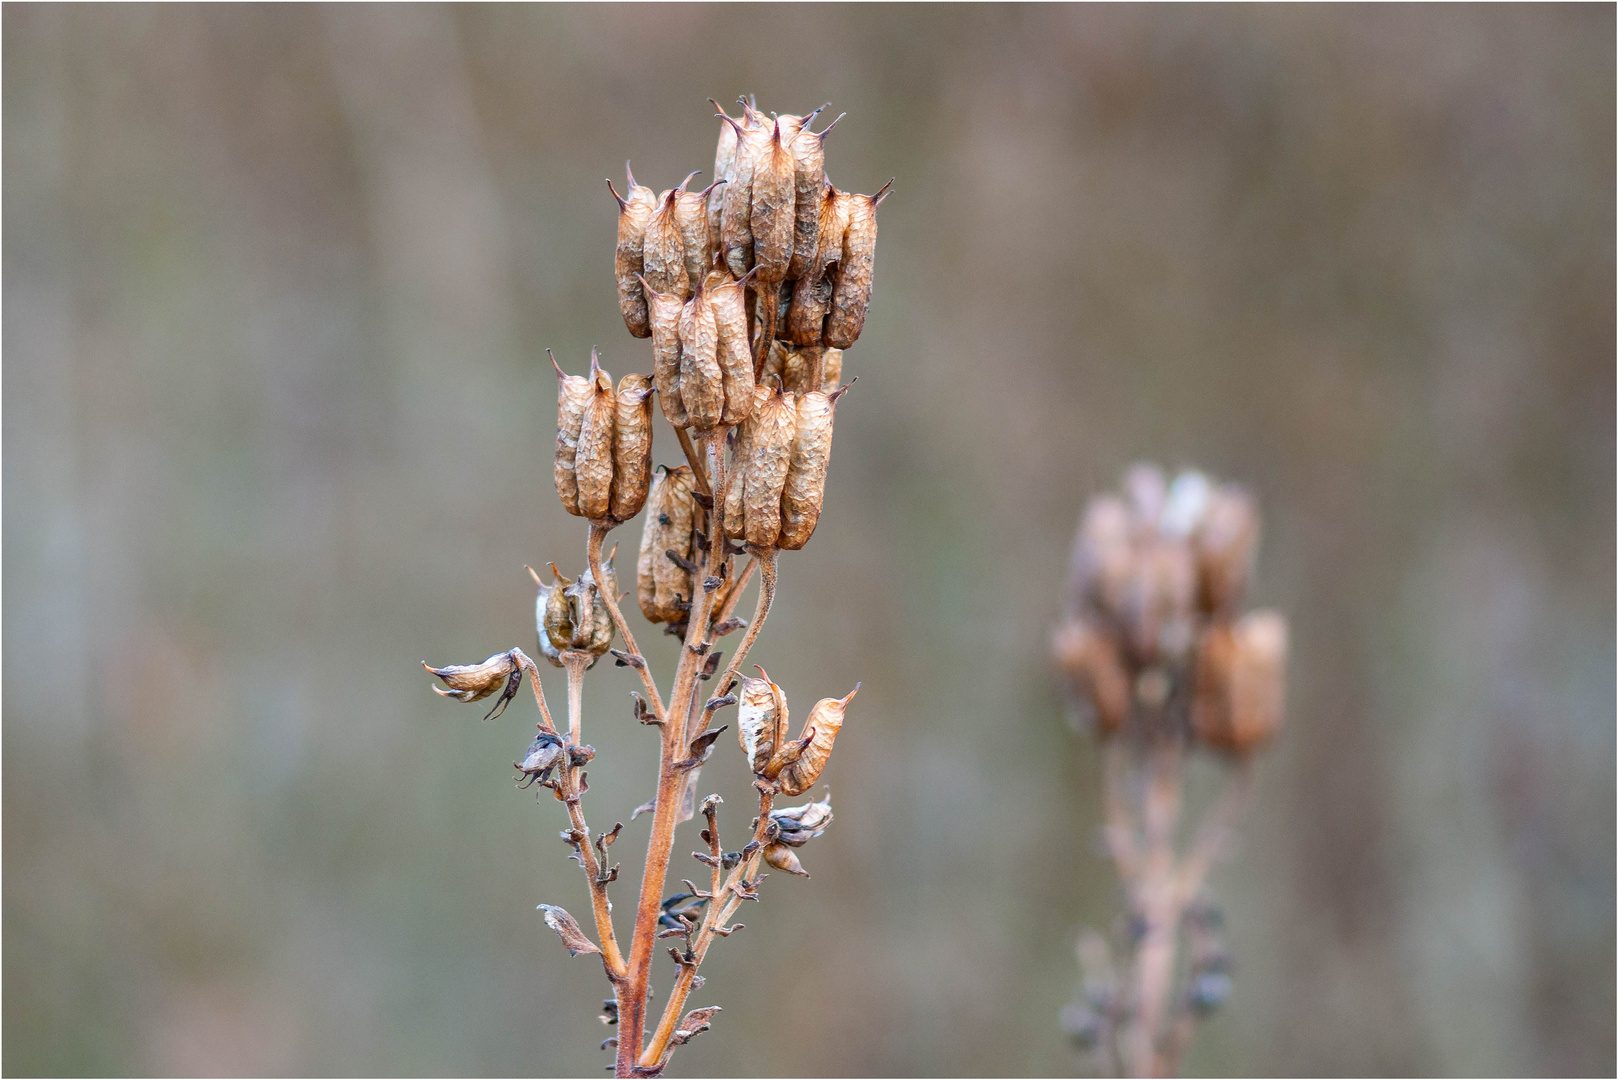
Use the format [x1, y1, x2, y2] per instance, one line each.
[617, 433, 729, 1076]
[711, 548, 777, 701]
[675, 426, 712, 498]
[588, 522, 667, 722]
[1123, 736, 1184, 1079]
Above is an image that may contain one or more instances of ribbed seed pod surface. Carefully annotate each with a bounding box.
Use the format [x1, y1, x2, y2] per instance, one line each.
[609, 373, 655, 522]
[741, 385, 797, 548]
[749, 122, 797, 285]
[776, 687, 857, 796]
[553, 353, 594, 516]
[677, 285, 723, 430]
[777, 388, 837, 550]
[736, 671, 786, 774]
[722, 385, 769, 540]
[637, 466, 698, 624]
[574, 355, 617, 521]
[824, 183, 889, 349]
[787, 114, 839, 279]
[611, 168, 657, 338]
[676, 176, 723, 289]
[822, 347, 844, 388]
[721, 105, 772, 278]
[642, 188, 690, 300]
[710, 272, 755, 424]
[642, 279, 688, 429]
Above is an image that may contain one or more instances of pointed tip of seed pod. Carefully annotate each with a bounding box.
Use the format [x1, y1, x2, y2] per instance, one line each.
[873, 179, 894, 206]
[632, 272, 662, 300]
[840, 683, 861, 706]
[807, 102, 831, 124]
[526, 564, 544, 586]
[625, 160, 638, 189]
[548, 348, 567, 379]
[549, 561, 569, 585]
[698, 176, 727, 199]
[736, 264, 762, 289]
[678, 170, 702, 193]
[829, 377, 856, 404]
[589, 347, 601, 378]
[606, 178, 627, 211]
[708, 97, 733, 120]
[817, 112, 846, 139]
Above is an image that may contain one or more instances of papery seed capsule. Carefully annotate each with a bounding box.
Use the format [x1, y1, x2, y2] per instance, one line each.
[784, 272, 833, 347]
[736, 670, 786, 774]
[552, 350, 594, 517]
[583, 554, 617, 658]
[722, 385, 769, 540]
[544, 566, 579, 651]
[1193, 612, 1287, 755]
[640, 277, 688, 429]
[1192, 486, 1258, 616]
[824, 181, 891, 349]
[678, 282, 723, 430]
[1122, 538, 1197, 664]
[822, 347, 843, 389]
[674, 174, 724, 291]
[770, 792, 832, 845]
[750, 120, 797, 286]
[741, 384, 797, 549]
[609, 373, 655, 522]
[710, 267, 758, 425]
[811, 184, 854, 283]
[1051, 618, 1131, 735]
[637, 465, 697, 624]
[762, 843, 808, 876]
[643, 185, 691, 300]
[609, 165, 657, 339]
[531, 570, 564, 667]
[776, 685, 857, 796]
[721, 104, 773, 278]
[787, 112, 841, 280]
[709, 102, 739, 262]
[777, 387, 841, 550]
[575, 351, 617, 521]
[424, 652, 519, 702]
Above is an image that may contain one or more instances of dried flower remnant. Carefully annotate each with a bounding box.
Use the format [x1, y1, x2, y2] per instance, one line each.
[1052, 465, 1288, 1077]
[427, 94, 887, 1078]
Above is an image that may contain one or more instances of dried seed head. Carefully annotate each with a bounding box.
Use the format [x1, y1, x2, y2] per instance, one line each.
[637, 465, 698, 624]
[783, 183, 851, 346]
[736, 669, 787, 774]
[740, 383, 798, 549]
[749, 121, 797, 285]
[1051, 618, 1131, 735]
[777, 387, 840, 550]
[1121, 538, 1197, 664]
[517, 730, 565, 781]
[1192, 486, 1258, 616]
[674, 173, 724, 291]
[1192, 612, 1287, 755]
[776, 685, 857, 796]
[770, 791, 833, 845]
[643, 186, 691, 300]
[552, 350, 595, 517]
[824, 181, 891, 349]
[423, 652, 519, 703]
[609, 373, 655, 522]
[543, 565, 580, 651]
[609, 164, 657, 339]
[574, 350, 617, 521]
[640, 277, 689, 429]
[678, 282, 723, 430]
[710, 268, 757, 425]
[1067, 494, 1134, 621]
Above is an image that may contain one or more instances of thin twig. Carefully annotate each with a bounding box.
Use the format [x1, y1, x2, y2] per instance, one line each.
[589, 522, 667, 722]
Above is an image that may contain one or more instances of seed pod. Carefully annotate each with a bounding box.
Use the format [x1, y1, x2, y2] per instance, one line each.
[721, 104, 773, 278]
[784, 272, 834, 347]
[544, 565, 580, 650]
[770, 792, 832, 846]
[582, 555, 617, 658]
[574, 351, 617, 521]
[822, 347, 843, 388]
[424, 652, 518, 703]
[1068, 494, 1134, 620]
[784, 184, 851, 346]
[710, 267, 758, 425]
[678, 281, 723, 430]
[609, 373, 655, 522]
[640, 276, 688, 429]
[1192, 612, 1287, 755]
[709, 102, 739, 249]
[1051, 618, 1131, 735]
[609, 164, 657, 339]
[787, 111, 842, 280]
[750, 120, 797, 285]
[1121, 538, 1197, 664]
[759, 338, 788, 385]
[674, 174, 725, 291]
[1192, 486, 1258, 616]
[643, 184, 691, 300]
[531, 570, 564, 667]
[824, 181, 891, 349]
[722, 384, 769, 540]
[741, 384, 797, 549]
[762, 843, 808, 876]
[552, 350, 594, 517]
[775, 685, 857, 796]
[777, 386, 842, 550]
[637, 465, 697, 624]
[736, 669, 787, 774]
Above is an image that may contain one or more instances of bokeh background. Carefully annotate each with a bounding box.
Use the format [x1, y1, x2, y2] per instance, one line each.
[5, 5, 1613, 1076]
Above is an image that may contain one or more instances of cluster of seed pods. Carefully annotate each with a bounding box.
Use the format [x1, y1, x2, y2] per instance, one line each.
[531, 558, 618, 668]
[1052, 466, 1288, 754]
[552, 348, 656, 525]
[737, 667, 859, 805]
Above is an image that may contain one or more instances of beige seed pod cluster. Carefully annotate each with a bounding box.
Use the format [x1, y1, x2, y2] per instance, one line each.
[552, 350, 654, 525]
[723, 379, 844, 551]
[640, 272, 757, 432]
[732, 669, 857, 797]
[760, 342, 844, 394]
[636, 465, 701, 627]
[533, 558, 617, 667]
[1052, 465, 1286, 756]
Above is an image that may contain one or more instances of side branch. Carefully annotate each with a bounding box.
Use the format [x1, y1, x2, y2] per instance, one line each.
[589, 522, 667, 722]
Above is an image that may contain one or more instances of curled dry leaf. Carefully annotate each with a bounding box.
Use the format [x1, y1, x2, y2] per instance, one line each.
[671, 1005, 721, 1046]
[538, 904, 602, 957]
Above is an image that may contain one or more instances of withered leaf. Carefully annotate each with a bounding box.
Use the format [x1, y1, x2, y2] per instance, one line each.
[671, 1005, 721, 1046]
[537, 904, 601, 957]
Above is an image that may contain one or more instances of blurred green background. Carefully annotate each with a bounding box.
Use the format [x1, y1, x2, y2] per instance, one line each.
[5, 4, 1613, 1076]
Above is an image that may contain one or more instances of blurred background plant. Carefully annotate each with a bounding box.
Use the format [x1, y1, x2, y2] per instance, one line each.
[4, 5, 1612, 1076]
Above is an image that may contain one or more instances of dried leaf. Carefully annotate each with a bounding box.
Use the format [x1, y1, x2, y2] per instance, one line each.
[537, 904, 601, 958]
[671, 1005, 721, 1046]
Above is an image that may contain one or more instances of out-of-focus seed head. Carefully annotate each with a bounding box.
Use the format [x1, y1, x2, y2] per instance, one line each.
[823, 181, 891, 349]
[740, 383, 797, 549]
[775, 684, 857, 796]
[1067, 494, 1134, 621]
[574, 350, 617, 521]
[1192, 612, 1287, 755]
[552, 350, 595, 517]
[777, 386, 842, 550]
[637, 465, 699, 625]
[1051, 618, 1132, 735]
[1121, 538, 1197, 664]
[1192, 486, 1259, 616]
[609, 373, 655, 522]
[609, 163, 657, 339]
[640, 276, 689, 429]
[677, 282, 723, 430]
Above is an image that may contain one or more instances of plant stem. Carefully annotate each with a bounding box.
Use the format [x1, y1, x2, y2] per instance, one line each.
[589, 522, 667, 722]
[1124, 735, 1184, 1078]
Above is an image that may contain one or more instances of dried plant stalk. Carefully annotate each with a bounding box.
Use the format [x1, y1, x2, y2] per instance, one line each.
[1053, 465, 1287, 1077]
[425, 94, 888, 1078]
